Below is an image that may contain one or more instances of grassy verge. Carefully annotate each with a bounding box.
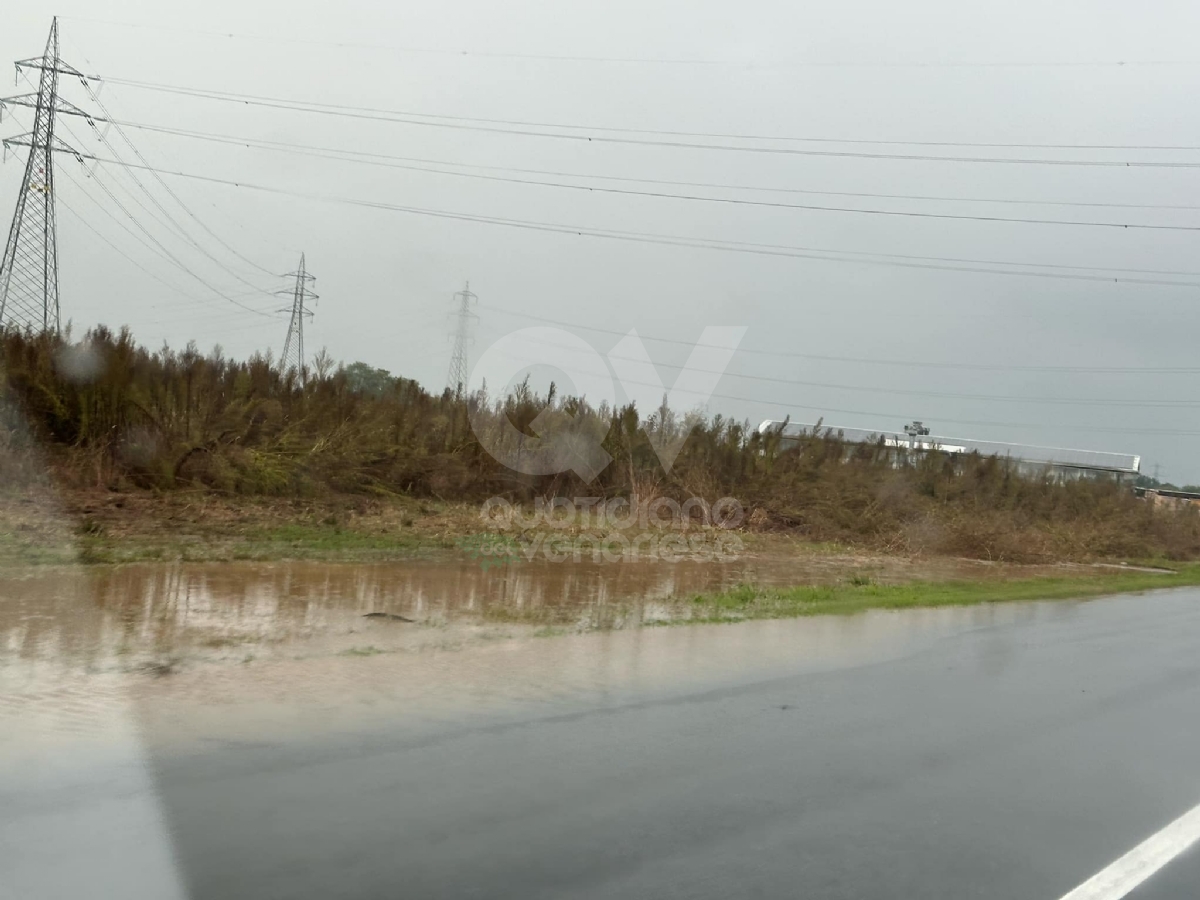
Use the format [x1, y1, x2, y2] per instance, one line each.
[683, 564, 1200, 622]
[0, 490, 856, 567]
[0, 524, 462, 566]
[70, 525, 454, 565]
[0, 492, 480, 566]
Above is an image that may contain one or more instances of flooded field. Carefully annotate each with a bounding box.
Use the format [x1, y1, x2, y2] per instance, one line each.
[1, 552, 1076, 673]
[0, 552, 1094, 757]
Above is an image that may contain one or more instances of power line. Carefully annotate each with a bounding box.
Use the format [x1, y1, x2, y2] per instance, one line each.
[165, 318, 281, 339]
[78, 79, 280, 278]
[485, 348, 1200, 437]
[154, 309, 285, 328]
[99, 78, 1200, 168]
[58, 193, 184, 296]
[61, 163, 276, 317]
[59, 142, 1200, 282]
[59, 181, 1197, 432]
[508, 343, 1200, 407]
[57, 183, 235, 312]
[59, 165, 262, 309]
[60, 30, 285, 268]
[59, 18, 1200, 69]
[58, 183, 279, 326]
[11, 104, 282, 318]
[103, 76, 1200, 152]
[113, 119, 1200, 213]
[58, 194, 272, 336]
[26, 79, 204, 250]
[56, 141, 208, 272]
[482, 305, 1200, 375]
[483, 328, 1200, 406]
[80, 114, 280, 297]
[81, 159, 1200, 290]
[107, 120, 1200, 233]
[524, 357, 1200, 437]
[14, 65, 282, 296]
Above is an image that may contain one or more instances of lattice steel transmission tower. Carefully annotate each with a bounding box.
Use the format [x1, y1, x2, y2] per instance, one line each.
[446, 281, 477, 395]
[0, 18, 96, 333]
[278, 253, 317, 386]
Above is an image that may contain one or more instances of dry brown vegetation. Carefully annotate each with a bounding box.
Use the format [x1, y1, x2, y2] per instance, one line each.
[1, 326, 1197, 564]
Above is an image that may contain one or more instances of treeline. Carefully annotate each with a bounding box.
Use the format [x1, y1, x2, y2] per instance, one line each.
[1, 326, 1197, 562]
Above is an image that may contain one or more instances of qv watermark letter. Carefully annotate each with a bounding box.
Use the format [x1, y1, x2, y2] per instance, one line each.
[469, 325, 746, 481]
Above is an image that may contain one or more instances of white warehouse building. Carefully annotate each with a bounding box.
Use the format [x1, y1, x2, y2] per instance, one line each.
[757, 421, 1141, 484]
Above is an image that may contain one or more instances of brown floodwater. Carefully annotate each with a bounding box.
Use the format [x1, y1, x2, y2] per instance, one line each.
[0, 552, 1074, 671]
[0, 554, 1093, 759]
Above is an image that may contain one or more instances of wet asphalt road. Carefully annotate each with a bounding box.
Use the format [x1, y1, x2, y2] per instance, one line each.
[6, 588, 1200, 899]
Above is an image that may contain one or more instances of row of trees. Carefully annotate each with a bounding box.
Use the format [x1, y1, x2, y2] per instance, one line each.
[1, 326, 1196, 561]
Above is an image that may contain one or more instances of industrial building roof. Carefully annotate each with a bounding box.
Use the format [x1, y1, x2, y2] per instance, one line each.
[757, 421, 1141, 475]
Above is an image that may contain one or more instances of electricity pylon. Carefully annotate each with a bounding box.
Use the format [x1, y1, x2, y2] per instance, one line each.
[0, 18, 96, 333]
[446, 281, 477, 395]
[278, 253, 317, 386]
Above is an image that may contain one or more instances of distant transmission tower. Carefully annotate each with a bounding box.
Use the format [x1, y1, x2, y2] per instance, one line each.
[0, 18, 95, 333]
[278, 253, 317, 386]
[446, 281, 478, 395]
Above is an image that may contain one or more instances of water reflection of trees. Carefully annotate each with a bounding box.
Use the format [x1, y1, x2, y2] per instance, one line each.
[0, 559, 767, 669]
[0, 552, 1037, 675]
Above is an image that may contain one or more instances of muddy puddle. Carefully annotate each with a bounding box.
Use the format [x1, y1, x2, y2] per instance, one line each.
[0, 553, 1097, 757]
[0, 553, 1072, 672]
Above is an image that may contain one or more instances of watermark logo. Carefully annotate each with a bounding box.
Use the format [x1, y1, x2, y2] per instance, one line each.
[469, 327, 616, 481]
[468, 326, 746, 481]
[463, 326, 748, 566]
[480, 496, 746, 531]
[467, 496, 745, 565]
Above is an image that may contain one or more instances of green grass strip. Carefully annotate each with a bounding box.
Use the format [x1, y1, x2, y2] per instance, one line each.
[686, 564, 1200, 621]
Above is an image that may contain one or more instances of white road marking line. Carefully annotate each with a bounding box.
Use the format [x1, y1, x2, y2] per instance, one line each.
[1057, 801, 1200, 899]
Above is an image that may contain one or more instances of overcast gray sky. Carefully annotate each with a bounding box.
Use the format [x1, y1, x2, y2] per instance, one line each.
[3, 1, 1200, 480]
